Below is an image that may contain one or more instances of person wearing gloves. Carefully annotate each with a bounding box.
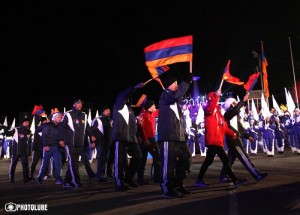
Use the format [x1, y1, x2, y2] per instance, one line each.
[157, 72, 193, 198]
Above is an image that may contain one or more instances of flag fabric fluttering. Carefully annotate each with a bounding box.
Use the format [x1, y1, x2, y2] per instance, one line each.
[87, 109, 92, 126]
[144, 35, 193, 86]
[32, 105, 45, 116]
[30, 117, 35, 134]
[95, 110, 99, 118]
[132, 94, 147, 108]
[195, 104, 204, 125]
[261, 42, 270, 98]
[222, 60, 244, 85]
[261, 93, 270, 119]
[3, 116, 8, 127]
[144, 35, 193, 69]
[251, 99, 259, 121]
[244, 72, 260, 92]
[149, 66, 169, 89]
[10, 118, 16, 130]
[285, 88, 296, 115]
[272, 95, 284, 116]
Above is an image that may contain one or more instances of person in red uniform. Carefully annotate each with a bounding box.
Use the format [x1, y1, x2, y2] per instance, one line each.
[195, 89, 247, 188]
[136, 100, 161, 185]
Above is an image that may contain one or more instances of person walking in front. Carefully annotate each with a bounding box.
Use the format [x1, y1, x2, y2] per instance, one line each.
[195, 90, 247, 188]
[157, 73, 193, 198]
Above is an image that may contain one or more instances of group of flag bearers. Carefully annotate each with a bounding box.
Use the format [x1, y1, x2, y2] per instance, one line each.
[0, 35, 299, 199]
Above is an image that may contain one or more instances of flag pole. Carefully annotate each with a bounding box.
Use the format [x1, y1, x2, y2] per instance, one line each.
[288, 36, 299, 108]
[218, 79, 224, 91]
[144, 77, 154, 85]
[189, 61, 193, 73]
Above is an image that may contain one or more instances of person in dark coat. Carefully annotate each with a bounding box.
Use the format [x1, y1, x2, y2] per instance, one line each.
[3, 118, 32, 183]
[157, 73, 193, 198]
[111, 82, 145, 191]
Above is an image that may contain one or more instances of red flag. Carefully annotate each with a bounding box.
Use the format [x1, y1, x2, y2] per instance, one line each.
[244, 72, 260, 92]
[222, 60, 244, 85]
[261, 42, 270, 97]
[144, 35, 193, 69]
[32, 105, 44, 116]
[134, 94, 147, 107]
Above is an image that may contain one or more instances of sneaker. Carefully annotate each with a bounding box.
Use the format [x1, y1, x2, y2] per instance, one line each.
[74, 183, 82, 189]
[195, 180, 209, 187]
[162, 190, 182, 198]
[174, 185, 192, 194]
[63, 182, 73, 188]
[116, 184, 129, 192]
[36, 177, 43, 184]
[137, 180, 149, 186]
[233, 178, 247, 188]
[9, 179, 15, 183]
[255, 173, 268, 182]
[124, 179, 138, 187]
[220, 177, 232, 183]
[24, 177, 32, 183]
[56, 178, 63, 185]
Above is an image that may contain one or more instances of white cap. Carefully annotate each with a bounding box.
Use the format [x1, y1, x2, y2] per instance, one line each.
[52, 112, 62, 121]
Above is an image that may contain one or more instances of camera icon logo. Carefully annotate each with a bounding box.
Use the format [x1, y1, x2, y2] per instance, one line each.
[5, 202, 17, 212]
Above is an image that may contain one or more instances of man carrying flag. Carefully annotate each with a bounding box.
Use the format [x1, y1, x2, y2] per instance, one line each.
[157, 71, 194, 198]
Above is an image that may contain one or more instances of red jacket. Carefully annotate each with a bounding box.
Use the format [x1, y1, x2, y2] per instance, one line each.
[204, 92, 235, 147]
[137, 108, 159, 141]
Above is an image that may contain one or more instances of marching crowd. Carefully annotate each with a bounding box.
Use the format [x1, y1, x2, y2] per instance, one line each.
[0, 72, 300, 199]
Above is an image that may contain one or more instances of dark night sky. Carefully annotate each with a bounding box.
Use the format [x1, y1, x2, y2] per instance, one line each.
[1, 1, 300, 124]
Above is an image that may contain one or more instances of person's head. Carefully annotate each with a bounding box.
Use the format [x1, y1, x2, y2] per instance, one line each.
[51, 108, 59, 114]
[40, 116, 49, 124]
[224, 98, 237, 111]
[101, 106, 111, 117]
[73, 99, 83, 111]
[163, 76, 178, 91]
[294, 108, 300, 116]
[22, 118, 30, 127]
[52, 112, 63, 124]
[250, 119, 255, 125]
[144, 100, 156, 112]
[270, 108, 276, 114]
[284, 111, 290, 117]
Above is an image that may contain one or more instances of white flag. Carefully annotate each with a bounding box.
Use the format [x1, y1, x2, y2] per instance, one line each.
[10, 118, 16, 130]
[251, 99, 259, 121]
[87, 109, 92, 126]
[196, 104, 205, 125]
[95, 110, 99, 118]
[261, 93, 270, 119]
[285, 87, 296, 115]
[3, 116, 8, 127]
[30, 117, 35, 134]
[272, 95, 283, 116]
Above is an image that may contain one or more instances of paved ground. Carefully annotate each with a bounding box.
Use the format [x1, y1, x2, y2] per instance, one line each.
[0, 150, 299, 215]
